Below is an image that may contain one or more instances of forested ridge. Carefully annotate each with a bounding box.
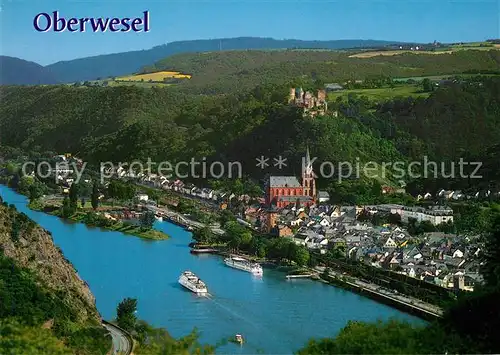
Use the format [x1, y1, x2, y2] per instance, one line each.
[1, 75, 500, 195]
[142, 49, 500, 94]
[2, 37, 409, 85]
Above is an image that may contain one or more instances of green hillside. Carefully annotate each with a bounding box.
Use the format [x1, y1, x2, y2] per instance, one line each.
[140, 49, 500, 94]
[1, 75, 500, 199]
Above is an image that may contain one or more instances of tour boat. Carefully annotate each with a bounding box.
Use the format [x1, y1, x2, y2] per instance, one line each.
[178, 271, 208, 294]
[224, 256, 263, 275]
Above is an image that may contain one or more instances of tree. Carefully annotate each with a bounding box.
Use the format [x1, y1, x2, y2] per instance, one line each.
[28, 181, 46, 202]
[91, 182, 99, 210]
[422, 78, 434, 92]
[60, 197, 75, 218]
[387, 212, 402, 225]
[69, 183, 78, 210]
[135, 327, 215, 355]
[5, 162, 17, 175]
[291, 245, 310, 266]
[480, 217, 500, 289]
[0, 319, 71, 355]
[81, 198, 86, 208]
[17, 176, 34, 195]
[297, 319, 429, 354]
[116, 298, 137, 332]
[140, 211, 156, 230]
[78, 181, 92, 197]
[192, 227, 215, 244]
[219, 209, 236, 227]
[8, 172, 21, 189]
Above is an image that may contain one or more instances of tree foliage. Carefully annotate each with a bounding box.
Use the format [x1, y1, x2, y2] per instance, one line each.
[116, 297, 138, 332]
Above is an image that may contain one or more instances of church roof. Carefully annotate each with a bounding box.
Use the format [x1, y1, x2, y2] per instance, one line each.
[277, 196, 313, 202]
[269, 176, 301, 188]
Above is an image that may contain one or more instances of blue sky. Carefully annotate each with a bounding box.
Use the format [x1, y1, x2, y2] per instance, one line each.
[0, 0, 498, 65]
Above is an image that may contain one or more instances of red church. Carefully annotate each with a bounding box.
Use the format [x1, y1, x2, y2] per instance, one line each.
[265, 149, 316, 208]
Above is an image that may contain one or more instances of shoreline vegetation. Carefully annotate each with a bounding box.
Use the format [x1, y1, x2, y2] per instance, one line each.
[17, 187, 170, 241]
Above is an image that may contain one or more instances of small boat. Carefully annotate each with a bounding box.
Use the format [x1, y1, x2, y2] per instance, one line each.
[235, 334, 244, 344]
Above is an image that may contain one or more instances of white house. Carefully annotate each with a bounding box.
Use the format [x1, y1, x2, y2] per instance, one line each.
[383, 237, 398, 248]
[307, 236, 329, 249]
[318, 191, 330, 203]
[136, 194, 149, 202]
[329, 206, 342, 218]
[200, 188, 214, 200]
[290, 218, 303, 227]
[400, 205, 453, 225]
[318, 217, 331, 228]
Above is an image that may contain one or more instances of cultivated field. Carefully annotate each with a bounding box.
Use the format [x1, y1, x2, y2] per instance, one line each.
[350, 43, 499, 58]
[116, 71, 192, 82]
[349, 50, 452, 58]
[327, 85, 430, 101]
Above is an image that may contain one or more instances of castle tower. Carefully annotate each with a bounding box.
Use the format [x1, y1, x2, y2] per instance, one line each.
[302, 147, 316, 199]
[317, 89, 326, 102]
[289, 87, 296, 103]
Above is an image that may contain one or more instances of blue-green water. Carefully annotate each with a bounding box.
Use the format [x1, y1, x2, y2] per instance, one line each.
[0, 185, 423, 354]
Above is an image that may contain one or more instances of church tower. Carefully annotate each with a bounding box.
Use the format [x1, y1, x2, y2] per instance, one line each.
[266, 206, 279, 234]
[302, 147, 316, 200]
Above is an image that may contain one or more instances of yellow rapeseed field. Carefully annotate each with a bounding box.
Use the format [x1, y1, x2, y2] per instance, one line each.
[349, 50, 452, 58]
[117, 71, 192, 82]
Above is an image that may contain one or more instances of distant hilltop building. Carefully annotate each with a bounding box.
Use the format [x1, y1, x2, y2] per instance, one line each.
[324, 83, 344, 92]
[289, 87, 328, 117]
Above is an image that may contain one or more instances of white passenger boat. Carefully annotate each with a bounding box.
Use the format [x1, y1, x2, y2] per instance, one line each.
[224, 256, 263, 275]
[178, 271, 208, 294]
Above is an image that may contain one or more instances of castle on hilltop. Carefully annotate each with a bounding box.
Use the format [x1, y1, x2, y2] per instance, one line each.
[289, 87, 328, 117]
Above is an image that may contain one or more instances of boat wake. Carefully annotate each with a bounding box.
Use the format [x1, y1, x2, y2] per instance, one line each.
[205, 296, 261, 330]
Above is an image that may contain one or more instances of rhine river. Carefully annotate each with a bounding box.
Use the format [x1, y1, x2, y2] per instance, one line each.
[0, 185, 424, 354]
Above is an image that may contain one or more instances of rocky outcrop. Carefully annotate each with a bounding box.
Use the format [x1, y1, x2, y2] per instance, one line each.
[0, 201, 100, 325]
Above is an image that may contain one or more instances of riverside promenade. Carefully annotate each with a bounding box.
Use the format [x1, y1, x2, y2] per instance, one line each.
[315, 266, 444, 319]
[144, 204, 225, 235]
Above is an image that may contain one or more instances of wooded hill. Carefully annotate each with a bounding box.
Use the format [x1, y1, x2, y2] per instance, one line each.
[1, 37, 409, 85]
[140, 49, 500, 94]
[1, 76, 500, 199]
